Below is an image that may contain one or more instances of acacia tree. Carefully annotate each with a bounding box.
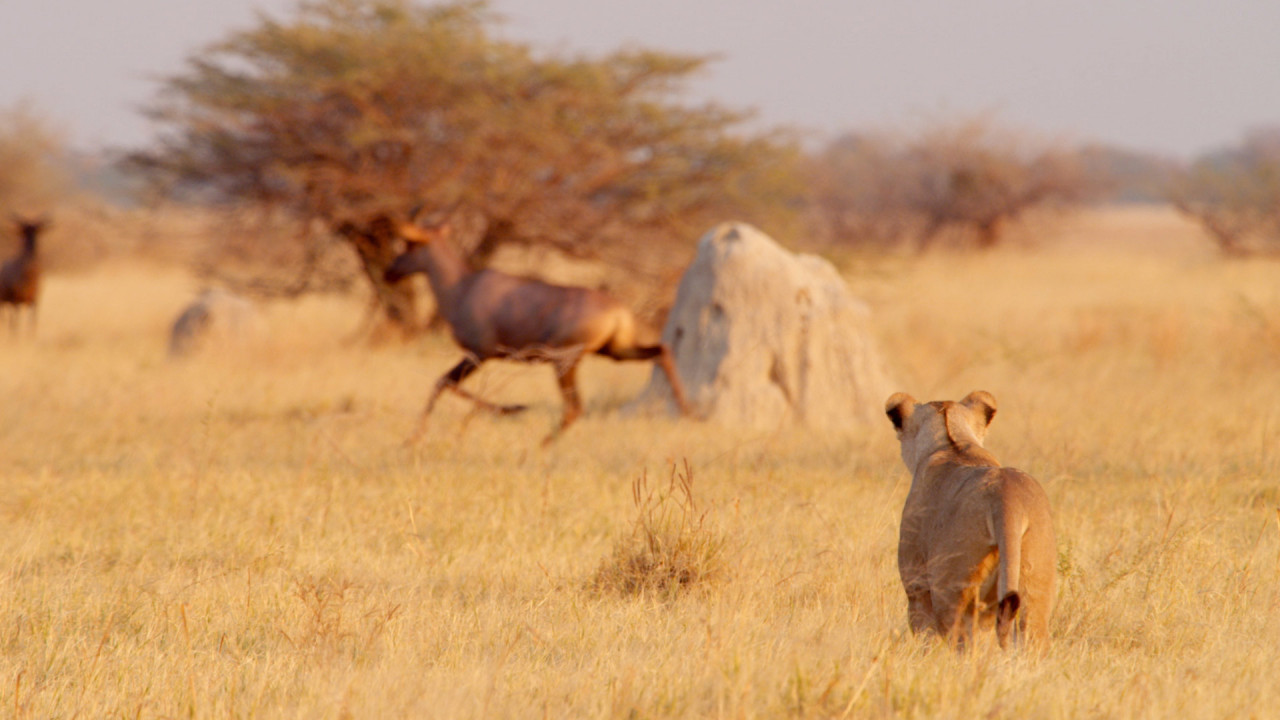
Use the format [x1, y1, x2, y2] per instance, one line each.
[130, 0, 801, 332]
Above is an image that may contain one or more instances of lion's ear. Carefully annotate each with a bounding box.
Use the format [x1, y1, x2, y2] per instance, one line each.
[961, 391, 997, 428]
[885, 393, 916, 432]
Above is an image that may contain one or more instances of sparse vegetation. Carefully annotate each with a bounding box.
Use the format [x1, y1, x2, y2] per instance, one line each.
[807, 117, 1091, 250]
[129, 0, 802, 331]
[1169, 126, 1280, 255]
[590, 461, 729, 597]
[0, 101, 69, 215]
[2, 206, 1277, 718]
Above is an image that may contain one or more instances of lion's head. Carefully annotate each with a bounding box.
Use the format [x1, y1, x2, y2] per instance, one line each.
[885, 390, 998, 472]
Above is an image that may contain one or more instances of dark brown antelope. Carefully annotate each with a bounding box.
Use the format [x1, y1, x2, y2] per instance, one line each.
[0, 216, 48, 337]
[385, 220, 693, 444]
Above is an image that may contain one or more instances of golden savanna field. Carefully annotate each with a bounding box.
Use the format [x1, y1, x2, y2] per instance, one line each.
[2, 206, 1278, 718]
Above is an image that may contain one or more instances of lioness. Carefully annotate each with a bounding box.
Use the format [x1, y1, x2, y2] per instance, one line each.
[885, 391, 1056, 649]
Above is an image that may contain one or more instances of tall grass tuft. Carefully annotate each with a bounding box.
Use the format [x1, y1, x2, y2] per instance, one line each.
[590, 460, 729, 597]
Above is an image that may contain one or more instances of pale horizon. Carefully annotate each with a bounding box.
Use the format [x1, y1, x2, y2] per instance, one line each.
[2, 0, 1278, 159]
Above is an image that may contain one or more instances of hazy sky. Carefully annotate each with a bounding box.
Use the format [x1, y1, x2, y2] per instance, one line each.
[2, 0, 1278, 157]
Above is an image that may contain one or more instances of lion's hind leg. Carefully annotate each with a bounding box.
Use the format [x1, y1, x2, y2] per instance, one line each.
[935, 548, 1001, 650]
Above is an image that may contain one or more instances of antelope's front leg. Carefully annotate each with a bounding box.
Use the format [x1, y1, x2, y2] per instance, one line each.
[405, 356, 481, 445]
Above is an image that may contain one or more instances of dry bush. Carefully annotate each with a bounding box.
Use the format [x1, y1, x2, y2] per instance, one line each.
[0, 199, 360, 289]
[179, 207, 361, 299]
[807, 116, 1091, 251]
[0, 103, 274, 276]
[2, 200, 210, 273]
[590, 460, 730, 597]
[805, 131, 920, 248]
[0, 102, 68, 216]
[1169, 126, 1280, 255]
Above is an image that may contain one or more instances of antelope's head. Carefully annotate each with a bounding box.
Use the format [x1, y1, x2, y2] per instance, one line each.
[12, 215, 49, 253]
[384, 221, 453, 283]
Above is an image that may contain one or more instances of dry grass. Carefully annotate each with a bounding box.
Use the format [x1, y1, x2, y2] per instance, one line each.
[2, 205, 1278, 718]
[589, 461, 730, 597]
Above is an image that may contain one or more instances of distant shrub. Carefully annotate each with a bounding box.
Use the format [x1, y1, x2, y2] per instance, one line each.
[1169, 127, 1280, 255]
[0, 102, 69, 216]
[589, 460, 729, 597]
[1074, 144, 1181, 204]
[807, 116, 1091, 250]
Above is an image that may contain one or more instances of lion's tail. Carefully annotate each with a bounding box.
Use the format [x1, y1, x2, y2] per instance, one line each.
[994, 502, 1026, 648]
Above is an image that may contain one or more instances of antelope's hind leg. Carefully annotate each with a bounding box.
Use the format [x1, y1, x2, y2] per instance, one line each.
[541, 357, 583, 446]
[652, 344, 692, 417]
[601, 343, 693, 418]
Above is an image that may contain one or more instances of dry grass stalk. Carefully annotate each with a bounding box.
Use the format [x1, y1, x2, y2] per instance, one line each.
[590, 460, 729, 597]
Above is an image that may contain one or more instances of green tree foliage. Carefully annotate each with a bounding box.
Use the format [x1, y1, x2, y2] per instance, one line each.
[130, 0, 802, 331]
[807, 117, 1089, 250]
[1169, 127, 1280, 255]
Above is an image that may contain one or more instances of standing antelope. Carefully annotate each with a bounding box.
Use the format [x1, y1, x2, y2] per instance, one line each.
[385, 220, 693, 444]
[0, 216, 48, 337]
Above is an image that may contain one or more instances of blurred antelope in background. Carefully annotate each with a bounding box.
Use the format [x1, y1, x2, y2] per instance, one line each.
[385, 218, 693, 445]
[168, 287, 264, 358]
[1, 215, 48, 337]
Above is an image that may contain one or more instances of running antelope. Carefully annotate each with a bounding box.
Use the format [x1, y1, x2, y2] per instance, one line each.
[385, 220, 693, 444]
